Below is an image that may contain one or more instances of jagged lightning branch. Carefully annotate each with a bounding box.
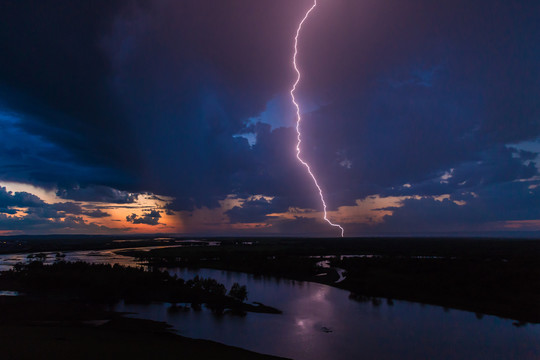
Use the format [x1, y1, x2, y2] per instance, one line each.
[291, 0, 345, 237]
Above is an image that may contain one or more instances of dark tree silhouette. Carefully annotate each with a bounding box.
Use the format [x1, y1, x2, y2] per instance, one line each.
[229, 282, 248, 302]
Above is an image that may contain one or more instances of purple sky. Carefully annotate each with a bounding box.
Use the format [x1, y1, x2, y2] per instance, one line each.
[0, 0, 539, 236]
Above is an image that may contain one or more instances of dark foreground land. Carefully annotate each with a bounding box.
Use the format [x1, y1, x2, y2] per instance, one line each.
[1, 236, 539, 359]
[0, 234, 165, 254]
[0, 297, 286, 360]
[124, 237, 540, 324]
[0, 262, 286, 360]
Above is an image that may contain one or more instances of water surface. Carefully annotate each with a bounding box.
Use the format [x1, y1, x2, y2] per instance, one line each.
[117, 266, 540, 360]
[1, 248, 538, 359]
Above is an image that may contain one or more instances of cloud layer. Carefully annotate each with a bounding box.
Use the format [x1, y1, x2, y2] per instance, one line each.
[0, 0, 539, 235]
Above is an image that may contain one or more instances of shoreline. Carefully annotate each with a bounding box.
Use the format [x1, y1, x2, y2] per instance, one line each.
[157, 261, 539, 324]
[2, 237, 539, 325]
[0, 296, 288, 360]
[123, 243, 540, 325]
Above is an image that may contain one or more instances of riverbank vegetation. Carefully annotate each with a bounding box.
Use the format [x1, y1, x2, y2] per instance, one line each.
[0, 260, 285, 359]
[334, 256, 540, 324]
[0, 296, 287, 360]
[123, 237, 540, 324]
[0, 261, 280, 315]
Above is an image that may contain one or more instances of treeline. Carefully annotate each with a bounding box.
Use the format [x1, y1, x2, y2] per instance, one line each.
[125, 238, 540, 323]
[0, 261, 277, 314]
[335, 256, 540, 324]
[129, 246, 323, 279]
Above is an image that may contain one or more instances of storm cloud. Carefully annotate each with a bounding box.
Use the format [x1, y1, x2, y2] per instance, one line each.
[0, 0, 539, 235]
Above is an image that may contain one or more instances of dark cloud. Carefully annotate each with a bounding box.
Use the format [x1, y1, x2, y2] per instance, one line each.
[0, 213, 116, 234]
[126, 210, 161, 226]
[227, 198, 273, 224]
[83, 209, 111, 218]
[0, 187, 44, 208]
[0, 186, 117, 232]
[56, 186, 138, 203]
[373, 181, 540, 234]
[164, 208, 175, 216]
[0, 0, 138, 172]
[379, 145, 538, 199]
[0, 186, 114, 233]
[0, 108, 129, 191]
[0, 1, 539, 235]
[49, 202, 84, 215]
[48, 202, 111, 218]
[0, 208, 17, 215]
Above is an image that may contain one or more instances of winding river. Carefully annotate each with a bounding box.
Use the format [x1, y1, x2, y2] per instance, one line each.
[1, 247, 539, 359]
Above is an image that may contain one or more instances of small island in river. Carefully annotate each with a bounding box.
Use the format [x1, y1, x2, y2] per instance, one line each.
[0, 260, 285, 360]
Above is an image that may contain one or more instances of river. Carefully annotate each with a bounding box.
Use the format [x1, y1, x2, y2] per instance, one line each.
[1, 247, 539, 359]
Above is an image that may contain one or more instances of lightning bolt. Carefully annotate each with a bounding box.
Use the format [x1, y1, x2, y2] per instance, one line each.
[291, 0, 345, 237]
